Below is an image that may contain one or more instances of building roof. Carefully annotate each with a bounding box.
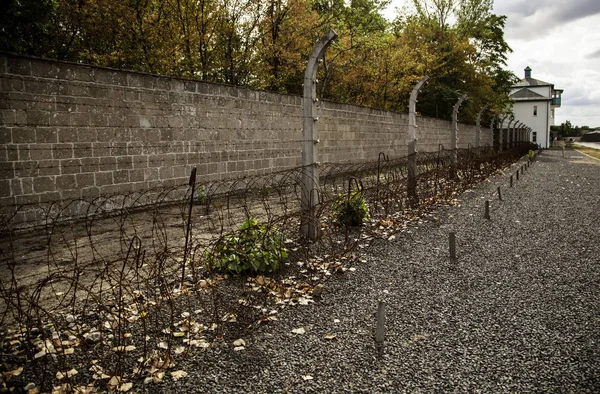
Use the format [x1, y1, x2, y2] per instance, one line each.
[510, 88, 547, 100]
[514, 77, 553, 87]
[514, 66, 554, 88]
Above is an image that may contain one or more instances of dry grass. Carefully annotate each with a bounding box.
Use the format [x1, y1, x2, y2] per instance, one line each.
[574, 146, 600, 160]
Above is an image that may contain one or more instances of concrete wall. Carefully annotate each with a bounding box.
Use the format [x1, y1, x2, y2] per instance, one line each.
[0, 53, 493, 210]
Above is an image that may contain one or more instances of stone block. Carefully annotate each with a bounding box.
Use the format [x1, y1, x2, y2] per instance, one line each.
[61, 159, 82, 174]
[17, 144, 30, 161]
[15, 194, 40, 205]
[34, 176, 55, 193]
[78, 128, 97, 142]
[57, 128, 78, 143]
[111, 144, 127, 156]
[53, 143, 73, 159]
[73, 143, 93, 158]
[7, 58, 31, 75]
[92, 142, 111, 158]
[48, 112, 70, 127]
[0, 128, 10, 144]
[144, 167, 159, 181]
[38, 160, 60, 176]
[132, 155, 148, 168]
[129, 169, 144, 182]
[0, 109, 16, 125]
[99, 156, 117, 171]
[117, 156, 133, 170]
[12, 128, 36, 143]
[159, 166, 173, 180]
[76, 173, 95, 188]
[0, 179, 10, 197]
[27, 110, 50, 126]
[95, 172, 113, 186]
[56, 174, 77, 190]
[14, 161, 38, 177]
[80, 157, 100, 173]
[70, 112, 90, 127]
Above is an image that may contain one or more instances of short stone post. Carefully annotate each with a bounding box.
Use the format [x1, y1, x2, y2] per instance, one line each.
[497, 186, 502, 201]
[449, 232, 456, 259]
[484, 200, 490, 219]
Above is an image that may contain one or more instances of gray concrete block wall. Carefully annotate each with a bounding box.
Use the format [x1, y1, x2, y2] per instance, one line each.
[1, 54, 493, 217]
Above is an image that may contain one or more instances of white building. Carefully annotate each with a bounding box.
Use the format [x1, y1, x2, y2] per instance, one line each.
[509, 66, 563, 148]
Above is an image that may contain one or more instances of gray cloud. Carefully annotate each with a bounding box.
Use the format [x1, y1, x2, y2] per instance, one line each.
[495, 0, 600, 39]
[586, 48, 600, 59]
[495, 0, 600, 23]
[565, 96, 597, 106]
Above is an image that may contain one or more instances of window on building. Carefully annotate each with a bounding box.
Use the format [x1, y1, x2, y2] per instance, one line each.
[533, 105, 538, 116]
[532, 131, 537, 142]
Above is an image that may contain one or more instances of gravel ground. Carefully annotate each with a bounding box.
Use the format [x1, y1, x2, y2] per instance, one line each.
[161, 150, 600, 393]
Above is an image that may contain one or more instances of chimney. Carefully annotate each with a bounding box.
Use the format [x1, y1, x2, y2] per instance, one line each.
[525, 66, 532, 79]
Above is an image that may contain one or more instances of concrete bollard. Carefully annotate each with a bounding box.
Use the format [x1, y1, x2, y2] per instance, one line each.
[449, 232, 456, 259]
[484, 200, 490, 219]
[497, 186, 502, 201]
[375, 300, 386, 344]
[516, 170, 519, 181]
[510, 175, 513, 187]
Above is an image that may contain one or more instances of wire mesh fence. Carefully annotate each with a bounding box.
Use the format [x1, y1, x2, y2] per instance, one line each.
[0, 143, 535, 392]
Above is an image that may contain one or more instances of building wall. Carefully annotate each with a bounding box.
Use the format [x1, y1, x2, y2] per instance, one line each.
[0, 53, 493, 211]
[512, 100, 551, 148]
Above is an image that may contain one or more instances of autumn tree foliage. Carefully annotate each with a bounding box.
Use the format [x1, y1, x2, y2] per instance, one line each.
[0, 0, 516, 122]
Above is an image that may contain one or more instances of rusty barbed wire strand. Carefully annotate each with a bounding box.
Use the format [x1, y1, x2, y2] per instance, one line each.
[0, 143, 534, 391]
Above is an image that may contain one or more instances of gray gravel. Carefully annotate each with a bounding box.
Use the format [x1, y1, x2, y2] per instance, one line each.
[165, 150, 600, 393]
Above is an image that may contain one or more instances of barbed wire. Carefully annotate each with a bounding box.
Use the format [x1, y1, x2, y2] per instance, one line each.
[0, 143, 535, 391]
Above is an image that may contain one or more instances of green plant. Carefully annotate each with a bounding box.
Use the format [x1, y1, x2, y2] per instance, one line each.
[195, 188, 206, 205]
[205, 218, 287, 274]
[528, 149, 535, 160]
[332, 190, 369, 227]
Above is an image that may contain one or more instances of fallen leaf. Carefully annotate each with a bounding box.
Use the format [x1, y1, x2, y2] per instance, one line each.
[302, 375, 314, 381]
[232, 339, 246, 347]
[4, 367, 23, 378]
[174, 346, 186, 355]
[323, 333, 336, 340]
[171, 370, 188, 381]
[63, 348, 75, 355]
[233, 346, 245, 351]
[291, 327, 306, 335]
[119, 382, 133, 392]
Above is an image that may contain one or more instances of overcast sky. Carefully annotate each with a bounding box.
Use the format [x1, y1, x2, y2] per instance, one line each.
[383, 0, 600, 128]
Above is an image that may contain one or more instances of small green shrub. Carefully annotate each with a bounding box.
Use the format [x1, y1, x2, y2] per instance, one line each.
[195, 188, 207, 205]
[205, 218, 287, 274]
[332, 190, 369, 227]
[528, 149, 535, 160]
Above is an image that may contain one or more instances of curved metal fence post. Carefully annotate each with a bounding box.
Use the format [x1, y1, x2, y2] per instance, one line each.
[300, 29, 337, 241]
[476, 104, 488, 149]
[506, 117, 514, 151]
[499, 114, 509, 151]
[408, 76, 428, 206]
[451, 95, 467, 179]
